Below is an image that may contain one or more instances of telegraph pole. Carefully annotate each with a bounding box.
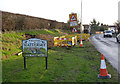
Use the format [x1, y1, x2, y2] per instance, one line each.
[80, 0, 82, 43]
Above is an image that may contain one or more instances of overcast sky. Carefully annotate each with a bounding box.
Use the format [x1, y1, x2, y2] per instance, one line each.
[0, 0, 119, 25]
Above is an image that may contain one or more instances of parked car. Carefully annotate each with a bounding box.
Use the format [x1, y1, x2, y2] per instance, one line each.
[103, 30, 112, 38]
[116, 33, 120, 43]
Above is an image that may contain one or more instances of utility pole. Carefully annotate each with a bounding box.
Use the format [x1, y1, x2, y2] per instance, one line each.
[80, 0, 82, 42]
[118, 1, 120, 22]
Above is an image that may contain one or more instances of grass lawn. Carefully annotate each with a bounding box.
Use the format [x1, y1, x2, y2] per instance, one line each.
[1, 29, 120, 83]
[2, 29, 64, 59]
[2, 41, 120, 83]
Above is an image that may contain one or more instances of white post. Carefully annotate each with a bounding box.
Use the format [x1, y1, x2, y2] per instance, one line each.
[118, 1, 120, 22]
[81, 0, 82, 41]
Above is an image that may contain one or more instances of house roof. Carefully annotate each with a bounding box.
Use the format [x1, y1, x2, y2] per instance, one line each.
[108, 25, 117, 27]
[83, 24, 89, 26]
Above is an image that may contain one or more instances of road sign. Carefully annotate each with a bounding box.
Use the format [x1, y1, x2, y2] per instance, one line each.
[22, 38, 47, 57]
[72, 27, 77, 33]
[70, 15, 77, 21]
[69, 13, 77, 21]
[22, 38, 48, 69]
[69, 13, 78, 27]
[70, 21, 78, 27]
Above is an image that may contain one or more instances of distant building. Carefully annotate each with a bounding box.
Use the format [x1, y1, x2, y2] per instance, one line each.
[83, 24, 89, 33]
[108, 25, 117, 33]
[118, 1, 120, 21]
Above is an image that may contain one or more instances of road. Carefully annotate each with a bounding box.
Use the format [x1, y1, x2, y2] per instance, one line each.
[90, 34, 120, 74]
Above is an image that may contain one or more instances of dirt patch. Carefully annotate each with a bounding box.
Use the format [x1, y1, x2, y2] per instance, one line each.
[2, 56, 8, 60]
[22, 34, 35, 39]
[35, 34, 54, 48]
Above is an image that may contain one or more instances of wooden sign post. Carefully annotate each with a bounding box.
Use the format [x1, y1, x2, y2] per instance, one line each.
[22, 38, 48, 69]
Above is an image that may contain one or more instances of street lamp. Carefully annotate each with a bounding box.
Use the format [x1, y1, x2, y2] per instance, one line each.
[80, 0, 82, 43]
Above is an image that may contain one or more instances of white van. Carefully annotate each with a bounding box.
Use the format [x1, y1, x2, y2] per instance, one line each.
[103, 30, 112, 38]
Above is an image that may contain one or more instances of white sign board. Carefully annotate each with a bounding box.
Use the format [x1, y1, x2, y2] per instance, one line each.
[70, 21, 78, 27]
[22, 38, 47, 57]
[69, 13, 78, 27]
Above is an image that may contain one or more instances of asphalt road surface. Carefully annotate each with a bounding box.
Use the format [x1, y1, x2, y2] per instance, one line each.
[90, 34, 120, 74]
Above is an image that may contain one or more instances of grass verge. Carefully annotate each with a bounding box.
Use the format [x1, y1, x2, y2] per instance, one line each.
[2, 30, 120, 83]
[2, 41, 120, 83]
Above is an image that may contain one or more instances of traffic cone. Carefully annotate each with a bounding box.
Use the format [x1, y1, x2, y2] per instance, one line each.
[58, 44, 61, 47]
[80, 39, 83, 47]
[98, 54, 111, 79]
[88, 37, 90, 41]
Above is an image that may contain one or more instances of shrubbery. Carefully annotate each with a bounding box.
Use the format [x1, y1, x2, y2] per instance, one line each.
[2, 11, 68, 32]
